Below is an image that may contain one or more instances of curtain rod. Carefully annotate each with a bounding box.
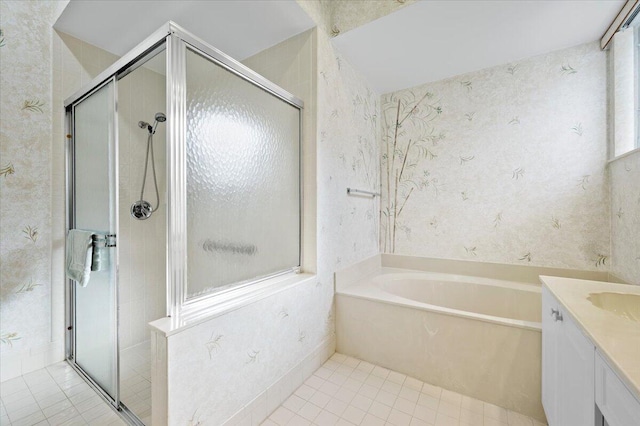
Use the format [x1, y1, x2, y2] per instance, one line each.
[601, 0, 640, 50]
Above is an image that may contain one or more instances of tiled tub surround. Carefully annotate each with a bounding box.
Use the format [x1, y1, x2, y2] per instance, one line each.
[263, 353, 547, 426]
[334, 255, 618, 422]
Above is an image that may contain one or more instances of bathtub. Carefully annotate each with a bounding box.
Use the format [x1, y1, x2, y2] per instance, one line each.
[336, 267, 545, 421]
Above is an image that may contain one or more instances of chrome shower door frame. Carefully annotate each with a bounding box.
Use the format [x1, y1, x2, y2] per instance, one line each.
[165, 23, 305, 322]
[65, 25, 171, 426]
[64, 22, 304, 423]
[65, 75, 130, 417]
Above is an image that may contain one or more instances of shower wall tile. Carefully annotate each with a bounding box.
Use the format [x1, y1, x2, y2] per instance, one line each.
[379, 41, 611, 272]
[117, 61, 167, 351]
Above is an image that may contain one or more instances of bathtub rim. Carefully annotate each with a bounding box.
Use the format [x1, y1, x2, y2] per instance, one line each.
[338, 269, 542, 332]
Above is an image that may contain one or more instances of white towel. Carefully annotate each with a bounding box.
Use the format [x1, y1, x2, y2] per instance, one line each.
[66, 230, 94, 287]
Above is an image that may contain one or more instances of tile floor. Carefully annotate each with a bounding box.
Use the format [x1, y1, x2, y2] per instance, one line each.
[262, 353, 547, 426]
[0, 362, 126, 426]
[119, 342, 152, 424]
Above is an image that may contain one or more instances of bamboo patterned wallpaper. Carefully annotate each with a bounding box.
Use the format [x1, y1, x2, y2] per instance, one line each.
[380, 41, 611, 271]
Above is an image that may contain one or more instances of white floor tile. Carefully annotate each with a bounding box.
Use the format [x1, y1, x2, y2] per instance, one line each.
[341, 405, 366, 425]
[308, 391, 331, 409]
[297, 402, 321, 422]
[387, 408, 412, 426]
[393, 397, 416, 416]
[374, 390, 396, 407]
[437, 401, 460, 420]
[398, 387, 419, 403]
[286, 414, 311, 426]
[315, 409, 340, 426]
[357, 384, 379, 400]
[324, 398, 348, 417]
[361, 413, 385, 426]
[270, 406, 295, 425]
[304, 375, 324, 390]
[294, 385, 315, 401]
[282, 395, 306, 413]
[0, 362, 130, 426]
[368, 400, 392, 421]
[265, 353, 546, 426]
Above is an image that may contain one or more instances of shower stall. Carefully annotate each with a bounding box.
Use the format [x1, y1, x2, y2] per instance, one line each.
[64, 22, 303, 424]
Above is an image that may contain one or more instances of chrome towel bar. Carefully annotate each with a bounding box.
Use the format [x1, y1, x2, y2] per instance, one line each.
[92, 234, 117, 248]
[347, 187, 380, 197]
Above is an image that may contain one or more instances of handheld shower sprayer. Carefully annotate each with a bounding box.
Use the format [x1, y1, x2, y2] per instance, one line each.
[138, 112, 166, 134]
[151, 112, 166, 135]
[131, 112, 166, 220]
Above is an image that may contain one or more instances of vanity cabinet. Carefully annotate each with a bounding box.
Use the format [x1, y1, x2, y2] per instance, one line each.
[542, 286, 640, 426]
[542, 287, 595, 426]
[595, 351, 640, 426]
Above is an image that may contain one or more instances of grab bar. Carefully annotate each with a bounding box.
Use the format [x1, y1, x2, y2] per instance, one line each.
[347, 187, 380, 197]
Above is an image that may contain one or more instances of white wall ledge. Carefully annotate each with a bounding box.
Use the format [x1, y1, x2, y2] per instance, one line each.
[608, 146, 640, 163]
[148, 273, 316, 337]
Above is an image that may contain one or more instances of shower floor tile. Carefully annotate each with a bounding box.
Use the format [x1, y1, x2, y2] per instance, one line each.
[263, 354, 547, 426]
[120, 341, 152, 425]
[0, 362, 126, 426]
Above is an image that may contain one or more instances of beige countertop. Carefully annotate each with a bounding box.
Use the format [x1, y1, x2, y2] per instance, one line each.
[540, 276, 640, 401]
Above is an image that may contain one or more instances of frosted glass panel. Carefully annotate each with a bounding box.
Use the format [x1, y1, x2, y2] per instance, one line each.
[186, 49, 300, 298]
[73, 81, 117, 399]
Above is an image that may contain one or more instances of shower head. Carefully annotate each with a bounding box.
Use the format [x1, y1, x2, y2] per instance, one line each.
[138, 113, 166, 134]
[150, 112, 166, 135]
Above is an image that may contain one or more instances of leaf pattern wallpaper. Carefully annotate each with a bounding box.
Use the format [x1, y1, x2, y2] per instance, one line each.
[610, 152, 640, 283]
[0, 0, 60, 359]
[328, 0, 418, 36]
[1, 4, 639, 426]
[380, 41, 611, 271]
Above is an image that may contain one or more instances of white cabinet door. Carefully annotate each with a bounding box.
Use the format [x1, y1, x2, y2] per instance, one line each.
[595, 351, 640, 426]
[558, 310, 595, 426]
[542, 287, 595, 426]
[542, 287, 560, 425]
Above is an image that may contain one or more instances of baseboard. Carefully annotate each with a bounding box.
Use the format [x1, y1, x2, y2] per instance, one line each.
[0, 340, 65, 382]
[222, 335, 335, 426]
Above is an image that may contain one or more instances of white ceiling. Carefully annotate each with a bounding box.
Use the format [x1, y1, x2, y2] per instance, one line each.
[54, 0, 315, 60]
[332, 0, 625, 94]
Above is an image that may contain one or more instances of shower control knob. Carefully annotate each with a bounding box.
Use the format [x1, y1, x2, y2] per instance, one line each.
[131, 200, 153, 220]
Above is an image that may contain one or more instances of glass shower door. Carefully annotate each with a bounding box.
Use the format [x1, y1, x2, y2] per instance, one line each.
[71, 79, 119, 402]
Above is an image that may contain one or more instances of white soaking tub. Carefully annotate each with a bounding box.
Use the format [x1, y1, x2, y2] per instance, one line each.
[336, 268, 545, 421]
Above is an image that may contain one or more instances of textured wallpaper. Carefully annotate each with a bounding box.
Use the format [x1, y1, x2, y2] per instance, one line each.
[380, 42, 611, 271]
[0, 0, 60, 359]
[297, 0, 417, 38]
[329, 0, 417, 36]
[610, 151, 640, 284]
